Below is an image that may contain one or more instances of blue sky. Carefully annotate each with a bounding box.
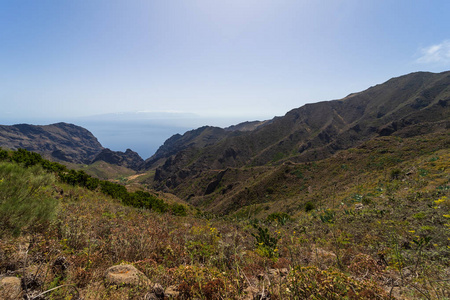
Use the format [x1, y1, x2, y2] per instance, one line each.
[1, 0, 449, 125]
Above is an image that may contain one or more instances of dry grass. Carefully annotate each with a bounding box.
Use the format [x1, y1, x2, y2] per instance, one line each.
[0, 132, 449, 299]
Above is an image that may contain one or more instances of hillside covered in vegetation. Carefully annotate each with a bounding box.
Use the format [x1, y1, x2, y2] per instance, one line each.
[146, 71, 449, 208]
[0, 128, 449, 299]
[0, 71, 449, 299]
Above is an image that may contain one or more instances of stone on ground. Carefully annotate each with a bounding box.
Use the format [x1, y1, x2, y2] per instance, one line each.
[0, 276, 22, 300]
[104, 264, 151, 286]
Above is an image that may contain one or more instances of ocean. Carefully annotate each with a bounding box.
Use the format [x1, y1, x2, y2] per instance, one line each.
[77, 120, 191, 160]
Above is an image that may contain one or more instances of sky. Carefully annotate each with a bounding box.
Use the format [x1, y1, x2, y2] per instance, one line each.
[1, 0, 450, 126]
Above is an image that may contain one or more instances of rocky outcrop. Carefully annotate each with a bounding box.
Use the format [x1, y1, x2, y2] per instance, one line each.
[92, 148, 144, 171]
[0, 122, 145, 170]
[0, 122, 103, 164]
[144, 126, 233, 169]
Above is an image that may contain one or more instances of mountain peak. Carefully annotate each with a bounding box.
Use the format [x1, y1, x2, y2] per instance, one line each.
[147, 71, 450, 195]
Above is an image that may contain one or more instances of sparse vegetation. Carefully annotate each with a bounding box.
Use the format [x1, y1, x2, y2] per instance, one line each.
[0, 131, 449, 299]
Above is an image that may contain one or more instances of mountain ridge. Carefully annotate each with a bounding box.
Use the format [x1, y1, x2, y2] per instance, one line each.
[147, 71, 450, 197]
[0, 122, 103, 164]
[0, 71, 448, 182]
[0, 122, 144, 169]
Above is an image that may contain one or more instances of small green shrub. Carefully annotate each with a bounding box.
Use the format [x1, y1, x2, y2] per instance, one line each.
[390, 168, 402, 180]
[272, 152, 285, 162]
[305, 201, 315, 212]
[291, 169, 304, 178]
[0, 162, 56, 235]
[186, 225, 220, 264]
[419, 168, 429, 177]
[252, 225, 278, 258]
[413, 212, 427, 220]
[125, 190, 168, 213]
[319, 209, 335, 224]
[85, 177, 99, 190]
[0, 148, 8, 160]
[267, 212, 291, 225]
[99, 180, 128, 200]
[171, 203, 187, 216]
[265, 187, 274, 194]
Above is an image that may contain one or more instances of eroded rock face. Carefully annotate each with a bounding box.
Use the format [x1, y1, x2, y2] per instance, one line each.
[104, 264, 151, 287]
[0, 276, 22, 300]
[0, 122, 104, 164]
[146, 71, 450, 205]
[0, 122, 147, 170]
[91, 148, 144, 170]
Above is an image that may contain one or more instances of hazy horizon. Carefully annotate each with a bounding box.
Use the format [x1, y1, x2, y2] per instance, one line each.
[75, 112, 277, 159]
[1, 1, 450, 123]
[1, 111, 278, 159]
[1, 1, 449, 157]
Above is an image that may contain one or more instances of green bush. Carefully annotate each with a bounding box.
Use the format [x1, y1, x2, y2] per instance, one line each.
[4, 148, 173, 216]
[390, 168, 402, 180]
[125, 190, 168, 213]
[0, 148, 8, 161]
[319, 209, 335, 223]
[11, 148, 44, 167]
[252, 225, 279, 258]
[267, 212, 291, 225]
[41, 159, 67, 173]
[171, 203, 187, 216]
[0, 162, 56, 236]
[305, 201, 315, 212]
[85, 177, 99, 190]
[99, 180, 129, 200]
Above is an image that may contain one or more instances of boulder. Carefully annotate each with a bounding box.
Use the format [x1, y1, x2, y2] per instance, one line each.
[0, 276, 22, 300]
[104, 264, 150, 287]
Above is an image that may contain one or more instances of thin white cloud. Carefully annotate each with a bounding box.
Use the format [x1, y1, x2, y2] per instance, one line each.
[416, 40, 450, 64]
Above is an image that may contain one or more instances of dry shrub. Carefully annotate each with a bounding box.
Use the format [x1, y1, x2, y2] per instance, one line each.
[287, 266, 391, 300]
[56, 197, 188, 267]
[202, 278, 225, 300]
[71, 266, 95, 288]
[0, 239, 23, 274]
[272, 257, 290, 269]
[173, 265, 228, 299]
[348, 253, 384, 279]
[241, 250, 271, 280]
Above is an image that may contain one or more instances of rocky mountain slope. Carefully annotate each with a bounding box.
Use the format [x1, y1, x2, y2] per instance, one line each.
[91, 148, 144, 170]
[0, 122, 103, 164]
[1, 71, 448, 184]
[147, 71, 450, 196]
[0, 122, 144, 169]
